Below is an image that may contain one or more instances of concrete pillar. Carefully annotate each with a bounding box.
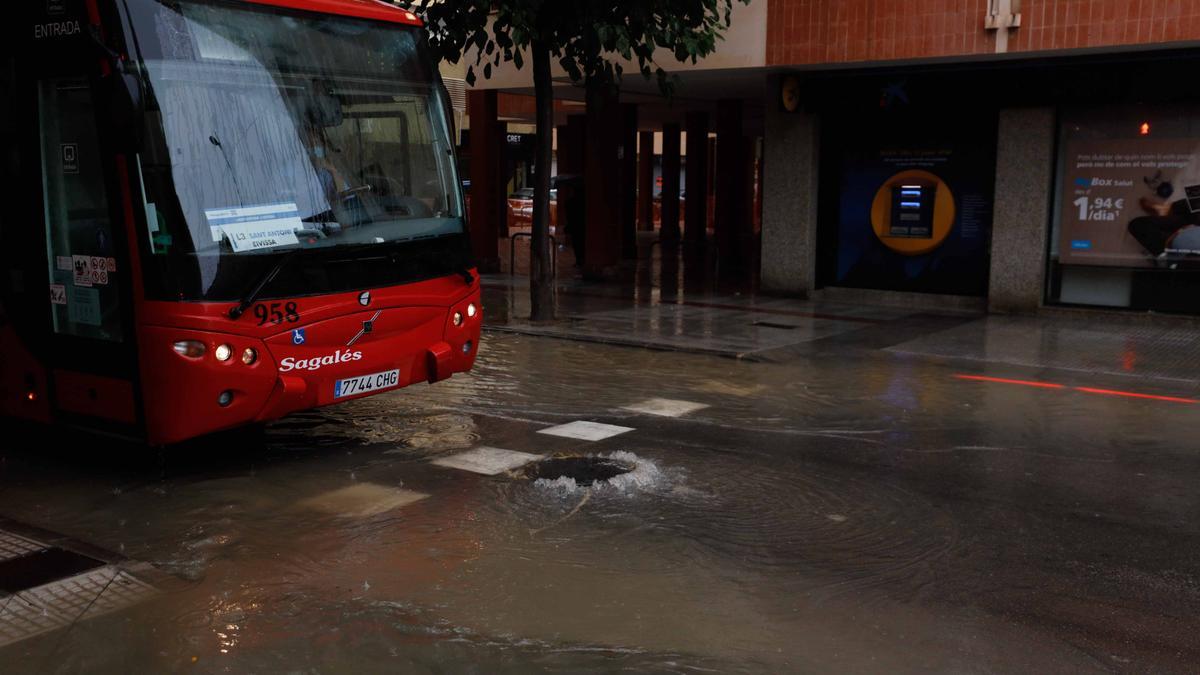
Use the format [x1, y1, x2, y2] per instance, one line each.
[760, 78, 819, 296]
[989, 107, 1055, 313]
[706, 136, 717, 230]
[559, 115, 587, 265]
[467, 89, 502, 272]
[619, 104, 639, 260]
[715, 99, 752, 276]
[684, 111, 710, 247]
[584, 83, 621, 277]
[660, 123, 682, 244]
[555, 124, 568, 236]
[637, 131, 654, 231]
[562, 115, 587, 175]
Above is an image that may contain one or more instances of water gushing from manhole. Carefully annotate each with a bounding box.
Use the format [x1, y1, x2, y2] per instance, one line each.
[528, 452, 666, 495]
[525, 456, 635, 486]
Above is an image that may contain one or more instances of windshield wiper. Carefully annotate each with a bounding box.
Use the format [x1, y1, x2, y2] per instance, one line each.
[209, 134, 245, 205]
[228, 247, 309, 320]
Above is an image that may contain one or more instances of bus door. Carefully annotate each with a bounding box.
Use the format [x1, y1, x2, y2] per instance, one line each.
[7, 2, 143, 437]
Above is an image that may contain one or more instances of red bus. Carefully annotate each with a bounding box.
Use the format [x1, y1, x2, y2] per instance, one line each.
[1, 0, 481, 445]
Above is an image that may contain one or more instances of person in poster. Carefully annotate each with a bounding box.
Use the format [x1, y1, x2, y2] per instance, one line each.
[1058, 134, 1200, 268]
[1127, 177, 1200, 265]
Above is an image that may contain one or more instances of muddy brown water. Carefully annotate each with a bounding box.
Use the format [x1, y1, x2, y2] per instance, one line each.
[1, 333, 1199, 672]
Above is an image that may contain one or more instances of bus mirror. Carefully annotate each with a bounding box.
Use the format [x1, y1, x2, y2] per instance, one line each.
[87, 25, 145, 152]
[102, 63, 145, 153]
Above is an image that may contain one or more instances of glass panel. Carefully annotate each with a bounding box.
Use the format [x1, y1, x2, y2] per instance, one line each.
[1048, 105, 1200, 313]
[125, 0, 464, 301]
[39, 78, 124, 342]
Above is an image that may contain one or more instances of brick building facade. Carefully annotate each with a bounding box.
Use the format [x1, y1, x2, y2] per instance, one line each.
[761, 0, 1200, 315]
[767, 0, 1200, 64]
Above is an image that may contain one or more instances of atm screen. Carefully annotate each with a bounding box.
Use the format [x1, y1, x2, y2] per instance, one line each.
[889, 183, 936, 238]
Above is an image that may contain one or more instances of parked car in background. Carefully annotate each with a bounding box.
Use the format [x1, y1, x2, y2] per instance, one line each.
[507, 187, 558, 230]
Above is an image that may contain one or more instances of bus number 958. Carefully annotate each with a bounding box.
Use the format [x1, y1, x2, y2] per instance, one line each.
[254, 302, 300, 326]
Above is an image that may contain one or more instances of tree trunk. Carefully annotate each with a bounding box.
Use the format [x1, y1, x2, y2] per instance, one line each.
[529, 40, 555, 321]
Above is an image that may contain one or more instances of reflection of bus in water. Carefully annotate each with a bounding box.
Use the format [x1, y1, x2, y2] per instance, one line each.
[1, 0, 481, 445]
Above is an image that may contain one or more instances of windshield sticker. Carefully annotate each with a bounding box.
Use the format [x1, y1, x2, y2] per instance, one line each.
[205, 203, 302, 253]
[67, 286, 102, 326]
[60, 144, 79, 174]
[56, 256, 72, 271]
[72, 255, 93, 287]
[94, 265, 109, 285]
[72, 256, 111, 286]
[49, 284, 66, 306]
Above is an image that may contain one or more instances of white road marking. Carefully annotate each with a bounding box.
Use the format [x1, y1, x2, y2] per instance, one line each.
[537, 421, 634, 442]
[297, 484, 429, 518]
[621, 398, 710, 418]
[432, 447, 544, 475]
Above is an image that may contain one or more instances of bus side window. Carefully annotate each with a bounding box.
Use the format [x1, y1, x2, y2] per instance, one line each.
[38, 78, 124, 342]
[0, 59, 12, 277]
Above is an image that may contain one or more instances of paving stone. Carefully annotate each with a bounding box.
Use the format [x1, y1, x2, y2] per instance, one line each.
[297, 484, 429, 518]
[621, 398, 710, 417]
[432, 447, 544, 475]
[537, 421, 634, 441]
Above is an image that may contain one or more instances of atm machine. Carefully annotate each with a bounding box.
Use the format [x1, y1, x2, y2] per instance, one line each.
[889, 182, 937, 238]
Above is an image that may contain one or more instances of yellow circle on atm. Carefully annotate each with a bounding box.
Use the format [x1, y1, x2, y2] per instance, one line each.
[780, 75, 801, 113]
[869, 170, 956, 256]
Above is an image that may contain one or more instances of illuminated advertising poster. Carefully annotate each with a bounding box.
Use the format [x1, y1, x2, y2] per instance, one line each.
[1058, 137, 1200, 267]
[835, 136, 994, 296]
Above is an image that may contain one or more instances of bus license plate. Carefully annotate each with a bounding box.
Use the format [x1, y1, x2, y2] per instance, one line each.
[334, 369, 400, 399]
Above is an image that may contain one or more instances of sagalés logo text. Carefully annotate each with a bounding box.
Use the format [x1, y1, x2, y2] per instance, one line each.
[279, 350, 363, 373]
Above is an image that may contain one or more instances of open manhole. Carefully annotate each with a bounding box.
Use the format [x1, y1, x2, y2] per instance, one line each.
[525, 456, 635, 486]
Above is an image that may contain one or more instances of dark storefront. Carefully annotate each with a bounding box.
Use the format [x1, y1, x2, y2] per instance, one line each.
[814, 73, 999, 298]
[805, 49, 1200, 314]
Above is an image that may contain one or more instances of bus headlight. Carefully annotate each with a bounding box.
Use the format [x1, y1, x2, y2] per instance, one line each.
[452, 311, 464, 327]
[242, 348, 258, 365]
[173, 340, 206, 359]
[467, 303, 478, 318]
[214, 344, 233, 362]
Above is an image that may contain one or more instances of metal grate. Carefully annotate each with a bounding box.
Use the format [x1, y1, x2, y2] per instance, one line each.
[0, 532, 47, 563]
[0, 566, 158, 648]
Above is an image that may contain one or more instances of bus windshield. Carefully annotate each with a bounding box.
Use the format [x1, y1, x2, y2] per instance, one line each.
[125, 0, 465, 301]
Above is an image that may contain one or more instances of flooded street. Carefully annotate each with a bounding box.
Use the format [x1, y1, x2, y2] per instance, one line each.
[3, 330, 1200, 673]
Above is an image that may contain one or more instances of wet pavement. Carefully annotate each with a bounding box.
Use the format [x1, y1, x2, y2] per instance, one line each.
[482, 274, 963, 360]
[3, 298, 1200, 672]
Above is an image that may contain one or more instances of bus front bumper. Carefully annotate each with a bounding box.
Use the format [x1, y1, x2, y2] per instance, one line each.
[139, 296, 481, 446]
